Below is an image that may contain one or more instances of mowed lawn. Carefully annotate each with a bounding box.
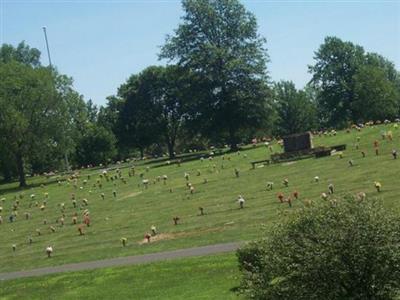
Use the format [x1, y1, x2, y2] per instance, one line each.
[0, 124, 399, 273]
[0, 253, 241, 300]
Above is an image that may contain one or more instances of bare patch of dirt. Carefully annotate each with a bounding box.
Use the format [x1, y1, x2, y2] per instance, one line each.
[138, 227, 224, 245]
[118, 191, 142, 201]
[138, 233, 176, 245]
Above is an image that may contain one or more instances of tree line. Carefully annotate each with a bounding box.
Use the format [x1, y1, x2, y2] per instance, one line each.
[1, 0, 399, 187]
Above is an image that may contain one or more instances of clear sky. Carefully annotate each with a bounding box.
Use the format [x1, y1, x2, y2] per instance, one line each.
[1, 0, 399, 106]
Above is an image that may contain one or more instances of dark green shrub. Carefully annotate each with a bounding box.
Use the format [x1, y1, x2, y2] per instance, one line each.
[237, 197, 400, 299]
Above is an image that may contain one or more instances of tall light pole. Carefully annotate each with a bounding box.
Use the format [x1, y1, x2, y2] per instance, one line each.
[42, 26, 70, 171]
[42, 27, 52, 66]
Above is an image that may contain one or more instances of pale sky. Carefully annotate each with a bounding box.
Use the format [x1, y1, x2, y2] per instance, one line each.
[1, 0, 399, 106]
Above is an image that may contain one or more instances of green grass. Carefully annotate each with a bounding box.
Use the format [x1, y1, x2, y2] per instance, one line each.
[0, 124, 399, 273]
[0, 253, 241, 300]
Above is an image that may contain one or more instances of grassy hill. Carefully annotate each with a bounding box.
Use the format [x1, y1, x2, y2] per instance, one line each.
[0, 253, 241, 300]
[0, 124, 399, 275]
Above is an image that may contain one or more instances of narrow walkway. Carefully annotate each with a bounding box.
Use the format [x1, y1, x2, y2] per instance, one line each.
[0, 242, 242, 281]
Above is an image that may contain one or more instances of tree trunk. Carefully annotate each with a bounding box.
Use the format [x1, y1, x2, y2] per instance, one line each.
[16, 153, 26, 187]
[139, 147, 144, 159]
[64, 152, 70, 171]
[167, 140, 175, 159]
[228, 126, 239, 152]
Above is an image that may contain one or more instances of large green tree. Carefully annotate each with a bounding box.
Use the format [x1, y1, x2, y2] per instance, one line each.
[160, 0, 271, 150]
[0, 61, 68, 186]
[0, 42, 88, 184]
[237, 197, 400, 299]
[61, 86, 93, 169]
[116, 72, 160, 158]
[309, 36, 400, 127]
[0, 42, 42, 181]
[98, 96, 124, 133]
[273, 81, 317, 135]
[365, 52, 400, 92]
[117, 65, 192, 159]
[352, 65, 399, 122]
[156, 65, 193, 158]
[75, 124, 117, 166]
[51, 73, 92, 172]
[309, 37, 365, 127]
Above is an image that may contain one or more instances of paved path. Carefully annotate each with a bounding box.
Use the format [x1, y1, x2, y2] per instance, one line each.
[0, 242, 242, 281]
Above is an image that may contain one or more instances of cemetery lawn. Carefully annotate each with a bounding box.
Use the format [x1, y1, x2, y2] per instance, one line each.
[0, 253, 242, 299]
[0, 124, 399, 273]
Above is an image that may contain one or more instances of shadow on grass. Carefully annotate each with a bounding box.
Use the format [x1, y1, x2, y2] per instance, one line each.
[147, 144, 271, 169]
[0, 176, 64, 195]
[230, 286, 241, 293]
[230, 285, 244, 299]
[0, 144, 270, 195]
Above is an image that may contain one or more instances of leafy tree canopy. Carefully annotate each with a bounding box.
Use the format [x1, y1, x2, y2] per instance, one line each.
[237, 197, 400, 299]
[309, 36, 400, 127]
[160, 0, 271, 150]
[0, 61, 68, 186]
[273, 81, 317, 135]
[0, 41, 41, 67]
[116, 65, 194, 158]
[75, 124, 117, 166]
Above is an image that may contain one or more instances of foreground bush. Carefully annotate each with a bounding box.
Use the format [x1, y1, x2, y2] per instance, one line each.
[237, 197, 400, 299]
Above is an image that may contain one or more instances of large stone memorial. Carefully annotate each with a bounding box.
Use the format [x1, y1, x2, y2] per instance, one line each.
[283, 132, 313, 153]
